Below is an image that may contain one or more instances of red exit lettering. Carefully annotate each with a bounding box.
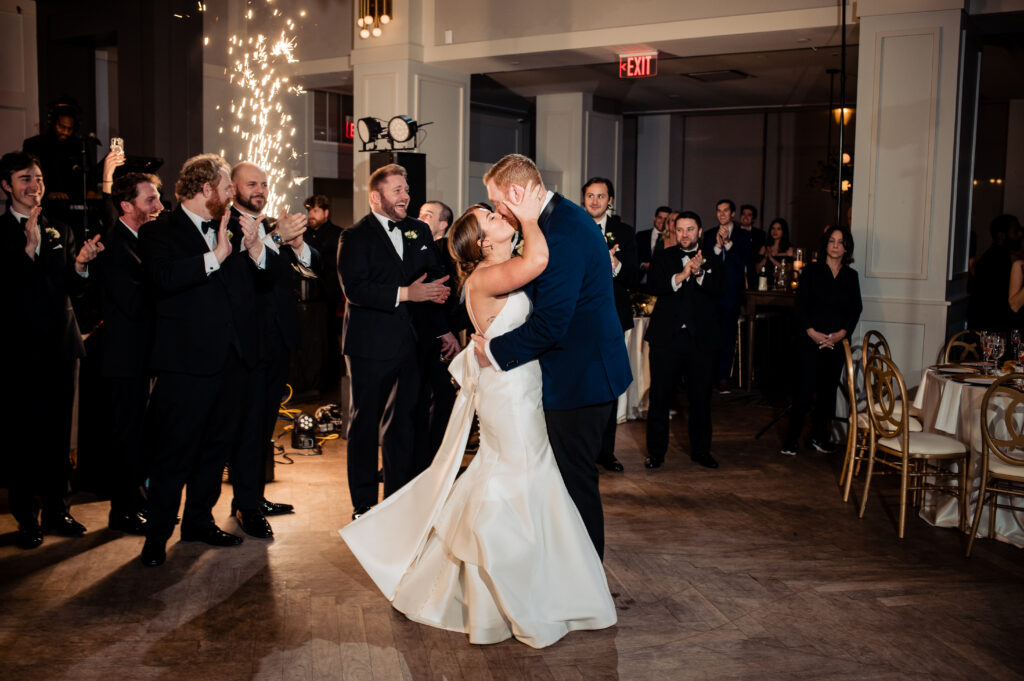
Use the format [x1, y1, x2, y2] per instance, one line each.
[618, 52, 658, 79]
[345, 119, 355, 140]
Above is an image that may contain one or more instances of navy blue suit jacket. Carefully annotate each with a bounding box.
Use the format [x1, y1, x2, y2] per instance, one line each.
[489, 194, 632, 410]
[703, 224, 750, 310]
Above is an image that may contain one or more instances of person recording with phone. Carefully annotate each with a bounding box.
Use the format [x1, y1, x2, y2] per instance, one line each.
[643, 211, 724, 470]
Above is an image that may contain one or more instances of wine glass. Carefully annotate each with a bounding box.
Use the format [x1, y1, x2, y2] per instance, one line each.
[980, 331, 993, 370]
[793, 248, 805, 272]
[991, 334, 1006, 375]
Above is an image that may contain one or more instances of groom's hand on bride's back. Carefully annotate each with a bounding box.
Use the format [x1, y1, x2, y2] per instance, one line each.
[470, 333, 492, 368]
[401, 273, 451, 303]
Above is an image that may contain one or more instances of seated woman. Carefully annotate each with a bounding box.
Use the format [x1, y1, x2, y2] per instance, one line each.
[757, 217, 795, 279]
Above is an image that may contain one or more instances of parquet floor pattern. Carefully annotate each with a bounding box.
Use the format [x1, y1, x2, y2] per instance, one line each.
[1, 399, 1022, 680]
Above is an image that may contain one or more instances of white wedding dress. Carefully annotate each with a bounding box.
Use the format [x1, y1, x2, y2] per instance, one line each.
[339, 290, 616, 648]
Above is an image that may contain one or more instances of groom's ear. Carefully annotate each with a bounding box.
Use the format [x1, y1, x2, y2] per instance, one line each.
[507, 183, 524, 204]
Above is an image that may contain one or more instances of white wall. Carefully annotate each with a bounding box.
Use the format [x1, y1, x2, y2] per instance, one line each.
[1006, 99, 1024, 220]
[0, 0, 38, 164]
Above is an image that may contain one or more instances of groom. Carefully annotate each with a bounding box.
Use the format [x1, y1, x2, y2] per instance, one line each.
[473, 154, 632, 559]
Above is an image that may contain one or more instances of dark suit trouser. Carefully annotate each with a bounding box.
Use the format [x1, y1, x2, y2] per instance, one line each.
[715, 301, 741, 382]
[647, 333, 714, 460]
[545, 401, 614, 560]
[106, 375, 151, 516]
[7, 359, 75, 528]
[598, 407, 619, 465]
[785, 341, 845, 447]
[232, 333, 290, 512]
[345, 343, 420, 509]
[412, 336, 457, 475]
[146, 351, 246, 542]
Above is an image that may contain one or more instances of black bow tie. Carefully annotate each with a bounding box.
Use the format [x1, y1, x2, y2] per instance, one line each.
[387, 220, 399, 231]
[200, 220, 217, 235]
[681, 248, 698, 258]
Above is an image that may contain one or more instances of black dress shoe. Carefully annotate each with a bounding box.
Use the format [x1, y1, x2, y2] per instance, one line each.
[808, 438, 835, 455]
[179, 524, 244, 546]
[352, 505, 373, 520]
[691, 453, 719, 469]
[140, 538, 166, 567]
[236, 509, 273, 539]
[41, 512, 86, 536]
[17, 525, 43, 550]
[598, 457, 625, 472]
[259, 499, 294, 516]
[109, 511, 148, 535]
[644, 456, 664, 469]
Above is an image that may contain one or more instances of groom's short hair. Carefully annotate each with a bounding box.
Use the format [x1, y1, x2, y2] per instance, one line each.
[483, 154, 543, 191]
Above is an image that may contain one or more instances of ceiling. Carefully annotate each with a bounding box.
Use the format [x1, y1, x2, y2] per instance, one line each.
[476, 45, 860, 115]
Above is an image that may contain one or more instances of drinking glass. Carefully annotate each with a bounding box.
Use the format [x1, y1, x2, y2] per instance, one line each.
[980, 331, 993, 370]
[991, 334, 1006, 375]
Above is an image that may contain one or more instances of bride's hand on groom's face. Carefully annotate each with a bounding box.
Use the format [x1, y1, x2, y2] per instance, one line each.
[505, 181, 545, 225]
[470, 333, 492, 368]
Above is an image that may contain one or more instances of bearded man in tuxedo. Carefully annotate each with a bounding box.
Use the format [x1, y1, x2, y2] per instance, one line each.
[137, 153, 268, 567]
[338, 164, 455, 520]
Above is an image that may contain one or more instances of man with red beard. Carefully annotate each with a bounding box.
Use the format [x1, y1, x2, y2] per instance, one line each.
[338, 164, 454, 519]
[92, 172, 164, 535]
[137, 154, 267, 567]
[226, 161, 311, 538]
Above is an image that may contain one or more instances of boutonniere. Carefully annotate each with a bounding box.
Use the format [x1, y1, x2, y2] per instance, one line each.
[45, 227, 61, 240]
[226, 230, 234, 241]
[604, 231, 616, 248]
[512, 234, 524, 257]
[403, 229, 418, 240]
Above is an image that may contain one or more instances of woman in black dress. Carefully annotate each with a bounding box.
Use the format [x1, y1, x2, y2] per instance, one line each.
[781, 227, 862, 455]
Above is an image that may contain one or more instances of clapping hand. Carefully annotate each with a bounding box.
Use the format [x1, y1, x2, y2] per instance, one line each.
[23, 206, 41, 258]
[213, 212, 233, 263]
[238, 213, 264, 261]
[274, 210, 307, 247]
[402, 273, 450, 303]
[75, 234, 105, 272]
[609, 243, 621, 270]
[716, 225, 730, 248]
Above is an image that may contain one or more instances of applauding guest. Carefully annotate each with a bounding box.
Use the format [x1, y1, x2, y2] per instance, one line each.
[645, 212, 723, 470]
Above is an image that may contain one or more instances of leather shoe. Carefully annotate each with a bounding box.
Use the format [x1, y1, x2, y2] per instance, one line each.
[260, 499, 294, 516]
[236, 509, 273, 539]
[179, 524, 244, 546]
[352, 505, 373, 520]
[109, 511, 148, 535]
[644, 456, 664, 469]
[17, 525, 43, 550]
[598, 457, 625, 472]
[691, 453, 719, 469]
[41, 512, 86, 536]
[140, 538, 166, 567]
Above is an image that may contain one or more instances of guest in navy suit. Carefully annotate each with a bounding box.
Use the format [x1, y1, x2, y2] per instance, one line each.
[338, 164, 455, 520]
[635, 205, 671, 289]
[473, 154, 632, 560]
[702, 199, 750, 393]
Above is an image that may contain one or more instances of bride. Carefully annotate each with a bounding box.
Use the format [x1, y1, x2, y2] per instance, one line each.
[339, 182, 616, 649]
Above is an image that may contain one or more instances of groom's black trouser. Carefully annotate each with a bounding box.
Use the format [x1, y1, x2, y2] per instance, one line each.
[545, 400, 615, 560]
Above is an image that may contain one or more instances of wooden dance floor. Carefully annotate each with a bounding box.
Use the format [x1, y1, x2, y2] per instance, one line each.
[2, 397, 1023, 680]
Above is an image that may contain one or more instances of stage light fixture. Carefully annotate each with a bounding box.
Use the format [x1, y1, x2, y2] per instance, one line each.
[291, 411, 316, 449]
[387, 115, 418, 143]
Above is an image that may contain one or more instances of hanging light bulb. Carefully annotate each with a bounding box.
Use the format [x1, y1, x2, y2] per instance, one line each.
[372, 26, 382, 37]
[359, 27, 370, 39]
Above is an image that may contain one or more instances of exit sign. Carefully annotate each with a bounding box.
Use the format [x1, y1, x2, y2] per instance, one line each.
[619, 52, 658, 79]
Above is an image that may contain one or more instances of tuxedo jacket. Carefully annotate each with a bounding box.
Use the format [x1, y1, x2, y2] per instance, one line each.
[92, 221, 153, 378]
[635, 227, 660, 269]
[1, 209, 85, 363]
[489, 194, 632, 410]
[702, 224, 750, 310]
[338, 213, 449, 361]
[645, 245, 724, 352]
[226, 207, 319, 357]
[604, 215, 639, 332]
[138, 205, 264, 375]
[307, 220, 343, 306]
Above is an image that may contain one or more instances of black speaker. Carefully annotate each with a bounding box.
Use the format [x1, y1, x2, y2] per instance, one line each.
[370, 151, 426, 219]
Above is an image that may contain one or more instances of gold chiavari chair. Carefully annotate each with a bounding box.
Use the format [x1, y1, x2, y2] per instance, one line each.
[944, 329, 982, 364]
[839, 340, 868, 501]
[966, 374, 1024, 557]
[861, 329, 922, 423]
[858, 354, 968, 538]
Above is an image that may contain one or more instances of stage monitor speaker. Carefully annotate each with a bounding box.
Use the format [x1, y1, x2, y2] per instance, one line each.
[369, 151, 425, 220]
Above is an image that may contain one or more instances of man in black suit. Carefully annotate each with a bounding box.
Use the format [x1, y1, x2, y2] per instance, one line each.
[0, 151, 102, 549]
[305, 194, 344, 393]
[92, 171, 164, 534]
[702, 199, 750, 394]
[582, 177, 638, 473]
[339, 164, 454, 519]
[646, 211, 723, 470]
[739, 204, 766, 289]
[226, 162, 311, 538]
[137, 153, 267, 567]
[635, 205, 671, 288]
[413, 199, 461, 470]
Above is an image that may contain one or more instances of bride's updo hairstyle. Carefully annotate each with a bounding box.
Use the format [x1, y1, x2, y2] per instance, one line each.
[448, 204, 491, 284]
